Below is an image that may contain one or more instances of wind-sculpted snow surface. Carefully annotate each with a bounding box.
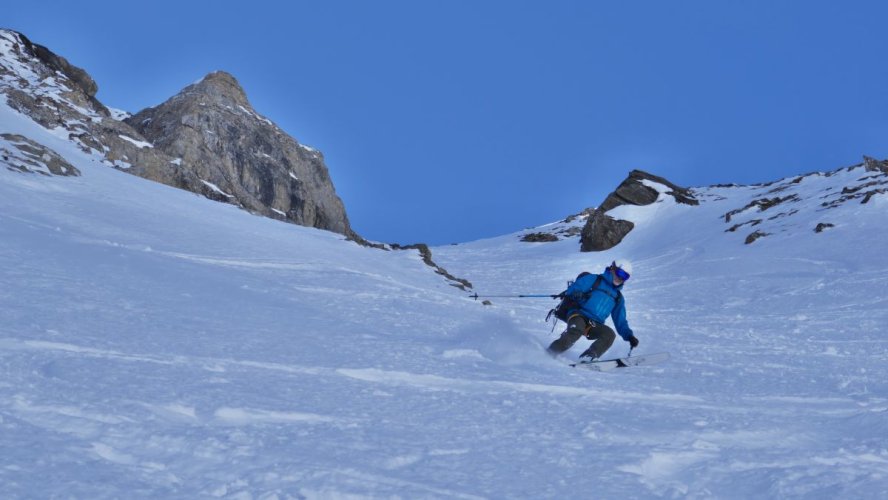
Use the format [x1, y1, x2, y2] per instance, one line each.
[2, 99, 888, 498]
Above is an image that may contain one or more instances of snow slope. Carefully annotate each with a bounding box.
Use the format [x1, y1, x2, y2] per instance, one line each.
[2, 96, 888, 498]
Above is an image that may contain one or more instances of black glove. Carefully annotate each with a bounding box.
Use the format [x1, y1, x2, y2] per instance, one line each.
[628, 336, 639, 348]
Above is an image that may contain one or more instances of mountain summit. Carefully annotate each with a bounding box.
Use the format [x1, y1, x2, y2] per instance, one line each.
[187, 71, 250, 105]
[127, 71, 355, 238]
[1, 28, 358, 240]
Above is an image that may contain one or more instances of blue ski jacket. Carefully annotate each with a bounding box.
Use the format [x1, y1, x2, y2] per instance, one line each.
[565, 272, 634, 340]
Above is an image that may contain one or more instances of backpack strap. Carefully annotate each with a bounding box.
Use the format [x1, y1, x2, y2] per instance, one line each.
[588, 275, 623, 308]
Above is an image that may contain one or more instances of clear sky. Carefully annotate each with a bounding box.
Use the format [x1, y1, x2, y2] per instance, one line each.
[7, 1, 888, 244]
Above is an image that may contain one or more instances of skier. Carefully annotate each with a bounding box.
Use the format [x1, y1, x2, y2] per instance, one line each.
[547, 260, 639, 361]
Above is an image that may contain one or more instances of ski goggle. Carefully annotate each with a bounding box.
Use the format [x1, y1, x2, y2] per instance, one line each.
[613, 267, 630, 281]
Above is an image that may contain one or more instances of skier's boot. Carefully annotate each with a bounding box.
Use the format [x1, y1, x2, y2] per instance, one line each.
[578, 347, 598, 362]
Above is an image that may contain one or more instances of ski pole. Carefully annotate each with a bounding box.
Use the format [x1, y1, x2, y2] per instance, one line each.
[468, 293, 559, 300]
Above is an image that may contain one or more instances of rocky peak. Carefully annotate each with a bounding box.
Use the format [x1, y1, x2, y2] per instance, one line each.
[179, 71, 250, 108]
[127, 72, 356, 239]
[2, 29, 360, 243]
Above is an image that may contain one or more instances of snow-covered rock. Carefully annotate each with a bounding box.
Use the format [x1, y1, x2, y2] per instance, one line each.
[0, 133, 79, 176]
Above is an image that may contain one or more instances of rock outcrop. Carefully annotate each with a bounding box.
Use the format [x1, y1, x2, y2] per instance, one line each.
[580, 169, 695, 252]
[579, 209, 635, 252]
[599, 169, 698, 212]
[1, 133, 79, 176]
[520, 232, 560, 242]
[126, 72, 356, 239]
[864, 156, 888, 174]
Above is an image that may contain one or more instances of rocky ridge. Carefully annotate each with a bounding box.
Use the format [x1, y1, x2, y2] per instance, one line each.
[715, 159, 888, 244]
[520, 161, 887, 251]
[0, 29, 357, 242]
[0, 30, 208, 191]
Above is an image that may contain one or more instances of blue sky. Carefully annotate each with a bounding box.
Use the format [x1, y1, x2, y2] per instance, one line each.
[7, 1, 888, 244]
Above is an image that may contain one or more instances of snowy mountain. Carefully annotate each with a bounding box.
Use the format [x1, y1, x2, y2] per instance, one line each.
[2, 31, 888, 500]
[0, 29, 356, 241]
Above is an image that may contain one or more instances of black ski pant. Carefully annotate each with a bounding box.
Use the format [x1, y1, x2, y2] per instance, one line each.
[547, 314, 616, 358]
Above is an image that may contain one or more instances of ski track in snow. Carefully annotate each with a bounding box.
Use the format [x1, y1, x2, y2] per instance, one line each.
[2, 98, 888, 497]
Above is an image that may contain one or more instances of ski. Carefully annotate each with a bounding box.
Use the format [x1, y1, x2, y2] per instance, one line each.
[569, 352, 670, 371]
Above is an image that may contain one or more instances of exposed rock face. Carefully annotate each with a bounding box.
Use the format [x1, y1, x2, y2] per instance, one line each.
[599, 169, 698, 212]
[1, 133, 79, 176]
[579, 209, 635, 252]
[745, 230, 770, 245]
[18, 32, 102, 110]
[0, 29, 209, 193]
[864, 156, 888, 174]
[580, 169, 694, 252]
[127, 72, 355, 239]
[521, 232, 560, 242]
[1, 29, 360, 242]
